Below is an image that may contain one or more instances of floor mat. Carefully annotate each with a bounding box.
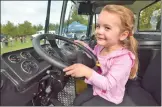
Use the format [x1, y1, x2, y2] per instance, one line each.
[57, 77, 76, 106]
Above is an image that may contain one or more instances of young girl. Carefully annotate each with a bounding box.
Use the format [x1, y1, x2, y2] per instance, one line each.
[63, 4, 138, 106]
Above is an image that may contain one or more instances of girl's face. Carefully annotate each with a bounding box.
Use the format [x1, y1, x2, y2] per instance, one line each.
[95, 10, 126, 47]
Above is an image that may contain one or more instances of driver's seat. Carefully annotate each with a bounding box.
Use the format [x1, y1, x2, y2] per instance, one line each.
[126, 51, 161, 106]
[88, 34, 96, 49]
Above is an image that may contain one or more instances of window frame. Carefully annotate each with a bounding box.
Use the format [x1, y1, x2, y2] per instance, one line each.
[137, 1, 161, 32]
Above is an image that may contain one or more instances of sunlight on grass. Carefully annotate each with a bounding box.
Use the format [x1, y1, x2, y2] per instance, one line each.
[1, 37, 45, 54]
[1, 37, 32, 54]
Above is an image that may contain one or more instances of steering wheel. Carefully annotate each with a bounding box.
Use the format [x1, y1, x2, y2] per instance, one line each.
[32, 34, 98, 70]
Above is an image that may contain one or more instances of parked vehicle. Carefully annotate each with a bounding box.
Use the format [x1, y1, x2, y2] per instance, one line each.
[1, 0, 161, 106]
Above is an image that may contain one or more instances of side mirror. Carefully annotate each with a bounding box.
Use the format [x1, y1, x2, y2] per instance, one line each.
[78, 2, 92, 15]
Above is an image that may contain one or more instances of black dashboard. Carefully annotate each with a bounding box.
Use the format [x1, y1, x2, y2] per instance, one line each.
[0, 41, 93, 94]
[1, 44, 77, 92]
[0, 43, 82, 106]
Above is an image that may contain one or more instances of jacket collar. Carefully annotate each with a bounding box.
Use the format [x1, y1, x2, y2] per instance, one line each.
[98, 45, 135, 60]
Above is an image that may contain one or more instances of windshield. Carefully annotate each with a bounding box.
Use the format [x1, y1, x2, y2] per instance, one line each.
[62, 1, 89, 41]
[1, 1, 64, 54]
[1, 1, 49, 54]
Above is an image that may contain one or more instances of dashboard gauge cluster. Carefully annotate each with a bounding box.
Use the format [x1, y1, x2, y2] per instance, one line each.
[7, 51, 39, 74]
[8, 54, 21, 63]
[21, 60, 39, 74]
[6, 45, 65, 75]
[8, 51, 32, 63]
[20, 52, 31, 59]
[1, 45, 54, 93]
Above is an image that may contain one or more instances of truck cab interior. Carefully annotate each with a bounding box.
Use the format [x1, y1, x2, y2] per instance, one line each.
[0, 0, 161, 106]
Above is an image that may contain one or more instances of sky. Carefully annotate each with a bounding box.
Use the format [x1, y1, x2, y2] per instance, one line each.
[1, 1, 72, 26]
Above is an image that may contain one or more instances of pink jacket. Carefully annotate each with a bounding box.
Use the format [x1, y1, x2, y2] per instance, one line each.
[84, 44, 135, 104]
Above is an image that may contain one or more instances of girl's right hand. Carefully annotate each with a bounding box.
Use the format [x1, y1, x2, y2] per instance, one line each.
[74, 40, 87, 46]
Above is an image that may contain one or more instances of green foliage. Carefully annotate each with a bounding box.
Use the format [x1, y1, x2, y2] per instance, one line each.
[64, 7, 88, 28]
[1, 21, 61, 38]
[70, 9, 88, 26]
[1, 21, 17, 37]
[36, 24, 44, 31]
[1, 21, 45, 37]
[139, 1, 161, 30]
[17, 21, 34, 36]
[49, 23, 60, 31]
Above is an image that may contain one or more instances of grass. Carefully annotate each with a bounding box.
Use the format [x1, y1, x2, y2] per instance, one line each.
[1, 41, 32, 54]
[1, 37, 45, 54]
[1, 37, 32, 54]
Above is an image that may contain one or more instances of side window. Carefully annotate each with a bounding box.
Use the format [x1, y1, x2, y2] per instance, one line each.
[139, 1, 161, 31]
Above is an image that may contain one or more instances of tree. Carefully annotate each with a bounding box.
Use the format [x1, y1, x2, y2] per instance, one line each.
[54, 23, 60, 31]
[49, 23, 55, 30]
[32, 24, 44, 34]
[17, 21, 34, 36]
[64, 7, 88, 28]
[37, 24, 44, 31]
[1, 21, 17, 37]
[139, 1, 161, 30]
[70, 9, 88, 26]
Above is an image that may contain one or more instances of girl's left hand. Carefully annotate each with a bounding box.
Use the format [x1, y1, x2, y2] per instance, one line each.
[63, 63, 93, 78]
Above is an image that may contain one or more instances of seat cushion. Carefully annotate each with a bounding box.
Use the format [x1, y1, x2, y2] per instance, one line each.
[127, 83, 159, 106]
[141, 52, 161, 105]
